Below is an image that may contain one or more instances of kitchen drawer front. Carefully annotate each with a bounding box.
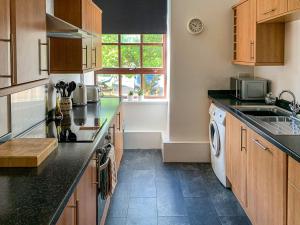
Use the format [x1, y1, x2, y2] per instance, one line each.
[288, 157, 300, 188]
[257, 0, 288, 22]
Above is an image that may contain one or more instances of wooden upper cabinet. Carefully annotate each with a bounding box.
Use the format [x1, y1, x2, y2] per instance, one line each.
[233, 0, 285, 66]
[54, 0, 102, 35]
[0, 0, 11, 89]
[257, 0, 288, 22]
[226, 113, 248, 208]
[288, 0, 300, 11]
[288, 157, 300, 225]
[11, 0, 49, 85]
[247, 129, 287, 225]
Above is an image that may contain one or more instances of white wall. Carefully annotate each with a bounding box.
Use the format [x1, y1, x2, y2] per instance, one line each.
[255, 20, 300, 101]
[164, 0, 253, 162]
[123, 100, 168, 149]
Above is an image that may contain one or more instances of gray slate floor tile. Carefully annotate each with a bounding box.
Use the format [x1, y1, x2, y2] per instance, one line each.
[158, 216, 190, 225]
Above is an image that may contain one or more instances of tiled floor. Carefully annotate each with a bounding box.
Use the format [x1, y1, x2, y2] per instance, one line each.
[105, 149, 252, 225]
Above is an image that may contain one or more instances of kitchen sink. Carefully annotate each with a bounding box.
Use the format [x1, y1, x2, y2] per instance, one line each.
[233, 105, 292, 117]
[233, 105, 300, 135]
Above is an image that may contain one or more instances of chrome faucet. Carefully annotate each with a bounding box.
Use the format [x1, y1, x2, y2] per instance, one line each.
[279, 90, 300, 117]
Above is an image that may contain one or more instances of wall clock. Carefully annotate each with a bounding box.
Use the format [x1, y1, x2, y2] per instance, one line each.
[187, 18, 204, 34]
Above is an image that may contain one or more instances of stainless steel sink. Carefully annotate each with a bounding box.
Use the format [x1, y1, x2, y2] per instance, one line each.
[233, 105, 300, 135]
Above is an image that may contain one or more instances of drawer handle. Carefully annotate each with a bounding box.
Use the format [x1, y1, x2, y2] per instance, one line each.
[82, 45, 88, 68]
[92, 48, 97, 66]
[241, 127, 247, 151]
[252, 139, 272, 154]
[263, 8, 276, 15]
[0, 34, 14, 80]
[38, 39, 50, 75]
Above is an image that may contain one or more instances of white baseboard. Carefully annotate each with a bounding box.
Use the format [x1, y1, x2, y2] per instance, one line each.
[162, 141, 211, 163]
[124, 131, 162, 149]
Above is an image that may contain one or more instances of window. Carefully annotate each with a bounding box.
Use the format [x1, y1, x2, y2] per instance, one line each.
[96, 34, 167, 98]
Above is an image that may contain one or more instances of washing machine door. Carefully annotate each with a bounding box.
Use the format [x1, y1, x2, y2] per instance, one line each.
[209, 120, 221, 157]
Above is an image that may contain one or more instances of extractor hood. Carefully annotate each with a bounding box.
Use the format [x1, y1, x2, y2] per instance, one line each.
[46, 14, 97, 39]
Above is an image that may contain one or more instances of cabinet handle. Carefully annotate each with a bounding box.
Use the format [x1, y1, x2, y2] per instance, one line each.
[117, 112, 121, 131]
[92, 48, 97, 67]
[263, 8, 276, 15]
[240, 127, 247, 151]
[250, 41, 255, 60]
[252, 139, 272, 154]
[82, 45, 88, 68]
[38, 39, 50, 75]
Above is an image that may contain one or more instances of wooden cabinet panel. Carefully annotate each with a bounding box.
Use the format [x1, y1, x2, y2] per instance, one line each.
[92, 37, 102, 69]
[92, 4, 102, 34]
[226, 114, 248, 208]
[11, 0, 48, 84]
[115, 110, 124, 170]
[82, 37, 93, 71]
[236, 0, 252, 63]
[247, 129, 287, 225]
[75, 158, 97, 225]
[233, 0, 285, 66]
[0, 0, 11, 88]
[288, 157, 300, 225]
[257, 0, 288, 21]
[82, 0, 94, 33]
[56, 193, 76, 225]
[288, 0, 300, 11]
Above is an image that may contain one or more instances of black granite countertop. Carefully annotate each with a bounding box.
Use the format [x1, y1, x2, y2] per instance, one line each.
[0, 97, 122, 225]
[208, 90, 300, 163]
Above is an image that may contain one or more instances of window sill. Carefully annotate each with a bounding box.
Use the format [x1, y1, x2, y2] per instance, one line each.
[122, 99, 169, 104]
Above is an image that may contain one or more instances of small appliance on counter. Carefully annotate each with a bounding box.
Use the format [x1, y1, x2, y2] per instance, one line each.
[230, 76, 269, 100]
[73, 83, 87, 106]
[87, 85, 101, 103]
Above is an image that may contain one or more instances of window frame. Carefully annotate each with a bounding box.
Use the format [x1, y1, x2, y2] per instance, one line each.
[95, 34, 167, 99]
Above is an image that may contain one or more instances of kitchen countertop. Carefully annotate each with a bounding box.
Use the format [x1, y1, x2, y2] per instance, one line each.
[0, 97, 122, 225]
[208, 90, 300, 163]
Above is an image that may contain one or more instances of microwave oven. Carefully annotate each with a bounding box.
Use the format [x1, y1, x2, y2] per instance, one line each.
[230, 77, 269, 100]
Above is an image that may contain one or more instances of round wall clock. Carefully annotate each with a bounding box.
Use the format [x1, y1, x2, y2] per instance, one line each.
[187, 18, 204, 34]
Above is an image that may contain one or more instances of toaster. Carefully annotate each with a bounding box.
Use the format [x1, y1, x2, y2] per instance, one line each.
[86, 85, 101, 103]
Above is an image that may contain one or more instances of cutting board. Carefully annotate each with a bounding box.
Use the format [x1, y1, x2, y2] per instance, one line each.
[0, 138, 58, 167]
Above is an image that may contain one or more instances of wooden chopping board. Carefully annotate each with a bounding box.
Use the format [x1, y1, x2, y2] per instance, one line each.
[0, 138, 58, 167]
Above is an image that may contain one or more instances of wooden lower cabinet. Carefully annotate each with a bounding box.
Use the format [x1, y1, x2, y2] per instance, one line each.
[288, 0, 300, 11]
[56, 156, 97, 225]
[56, 193, 76, 225]
[247, 129, 287, 225]
[109, 107, 124, 170]
[226, 113, 288, 225]
[226, 114, 248, 208]
[288, 157, 300, 225]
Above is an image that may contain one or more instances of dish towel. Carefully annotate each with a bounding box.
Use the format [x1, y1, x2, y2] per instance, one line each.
[108, 144, 118, 195]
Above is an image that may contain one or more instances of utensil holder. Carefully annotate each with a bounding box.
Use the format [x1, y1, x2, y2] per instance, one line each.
[60, 97, 72, 111]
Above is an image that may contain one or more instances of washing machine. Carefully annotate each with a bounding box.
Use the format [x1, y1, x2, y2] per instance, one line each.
[209, 103, 230, 188]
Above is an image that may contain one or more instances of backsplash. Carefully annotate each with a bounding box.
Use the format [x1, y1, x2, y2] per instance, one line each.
[11, 86, 46, 137]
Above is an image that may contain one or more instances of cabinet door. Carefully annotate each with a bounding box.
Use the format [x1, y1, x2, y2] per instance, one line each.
[92, 4, 102, 34]
[288, 0, 300, 11]
[82, 0, 93, 33]
[247, 130, 287, 225]
[11, 0, 48, 85]
[76, 158, 97, 225]
[257, 0, 288, 21]
[236, 0, 252, 63]
[0, 0, 11, 88]
[92, 37, 102, 69]
[288, 184, 300, 225]
[56, 193, 76, 225]
[226, 114, 248, 207]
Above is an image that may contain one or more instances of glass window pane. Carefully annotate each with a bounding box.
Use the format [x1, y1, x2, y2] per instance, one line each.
[96, 74, 119, 96]
[121, 34, 141, 43]
[121, 75, 141, 96]
[144, 74, 165, 97]
[102, 45, 119, 68]
[121, 46, 141, 68]
[102, 34, 118, 43]
[143, 46, 163, 68]
[143, 34, 163, 43]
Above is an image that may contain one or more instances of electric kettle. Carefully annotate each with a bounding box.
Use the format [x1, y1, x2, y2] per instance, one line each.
[73, 83, 87, 106]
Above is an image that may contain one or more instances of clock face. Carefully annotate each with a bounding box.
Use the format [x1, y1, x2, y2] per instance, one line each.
[187, 18, 204, 34]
